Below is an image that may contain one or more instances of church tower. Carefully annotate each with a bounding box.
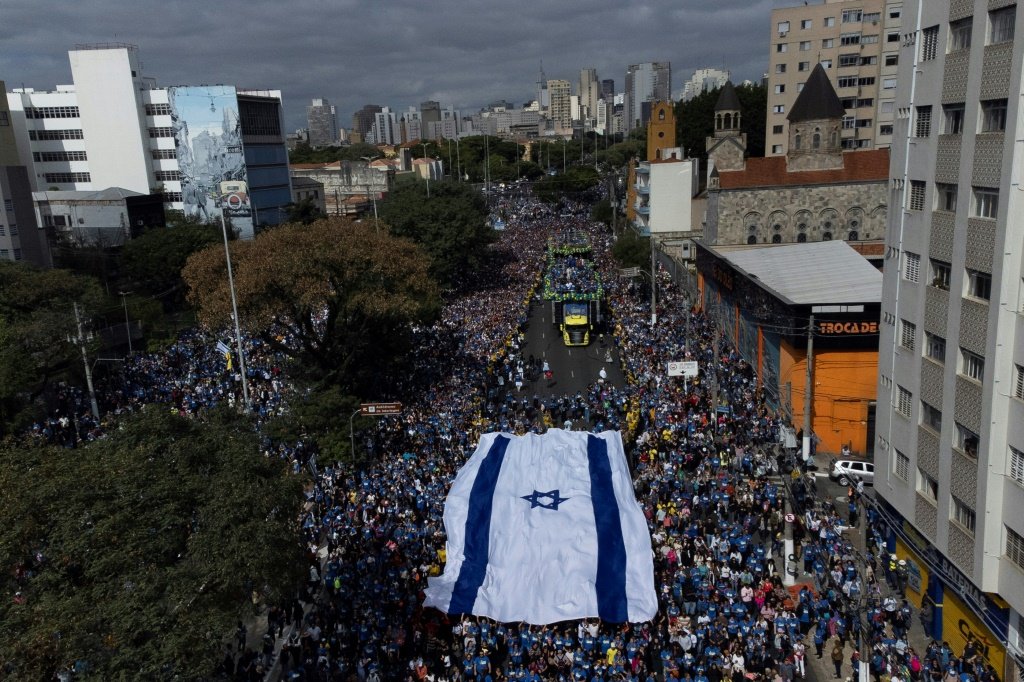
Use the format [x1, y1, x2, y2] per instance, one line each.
[705, 81, 746, 172]
[646, 101, 677, 161]
[785, 64, 846, 172]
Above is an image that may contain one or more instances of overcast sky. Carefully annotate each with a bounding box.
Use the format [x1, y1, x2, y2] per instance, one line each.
[1, 0, 799, 133]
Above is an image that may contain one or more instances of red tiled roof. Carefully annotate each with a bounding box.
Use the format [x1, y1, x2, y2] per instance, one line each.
[718, 149, 889, 189]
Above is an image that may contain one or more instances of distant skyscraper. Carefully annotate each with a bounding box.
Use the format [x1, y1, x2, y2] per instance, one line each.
[421, 100, 441, 126]
[624, 62, 671, 132]
[579, 68, 599, 124]
[547, 79, 572, 128]
[306, 98, 338, 148]
[352, 104, 383, 137]
[370, 107, 399, 145]
[680, 68, 730, 101]
[601, 79, 615, 99]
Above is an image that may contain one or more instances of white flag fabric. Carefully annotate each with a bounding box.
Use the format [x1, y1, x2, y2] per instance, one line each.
[424, 429, 657, 624]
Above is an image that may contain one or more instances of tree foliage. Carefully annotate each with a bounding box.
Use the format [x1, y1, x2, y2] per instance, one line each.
[533, 166, 601, 203]
[378, 180, 493, 289]
[0, 262, 104, 436]
[0, 407, 306, 679]
[183, 218, 440, 392]
[611, 230, 651, 270]
[288, 142, 381, 165]
[121, 222, 223, 305]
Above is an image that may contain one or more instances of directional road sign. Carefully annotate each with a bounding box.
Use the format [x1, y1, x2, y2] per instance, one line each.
[360, 402, 402, 416]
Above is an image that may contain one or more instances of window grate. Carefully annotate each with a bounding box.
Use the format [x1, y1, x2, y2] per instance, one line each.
[904, 252, 920, 282]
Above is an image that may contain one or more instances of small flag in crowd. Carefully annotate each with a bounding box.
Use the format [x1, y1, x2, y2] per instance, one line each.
[215, 340, 231, 355]
[424, 429, 657, 624]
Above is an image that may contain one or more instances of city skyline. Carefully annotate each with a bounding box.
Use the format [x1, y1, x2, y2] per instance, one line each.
[2, 0, 797, 133]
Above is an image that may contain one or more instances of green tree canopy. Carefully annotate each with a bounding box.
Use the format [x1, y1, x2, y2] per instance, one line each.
[288, 142, 381, 164]
[533, 166, 601, 203]
[378, 179, 493, 289]
[611, 230, 651, 270]
[0, 407, 306, 679]
[183, 218, 440, 391]
[676, 83, 767, 163]
[120, 221, 223, 305]
[0, 262, 104, 436]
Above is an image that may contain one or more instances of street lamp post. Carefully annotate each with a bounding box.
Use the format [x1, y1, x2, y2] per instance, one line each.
[420, 142, 431, 198]
[562, 138, 567, 174]
[218, 206, 251, 411]
[360, 156, 381, 232]
[118, 290, 132, 355]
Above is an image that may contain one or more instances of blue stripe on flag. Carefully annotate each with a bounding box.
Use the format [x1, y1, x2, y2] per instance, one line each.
[449, 435, 510, 614]
[587, 434, 628, 622]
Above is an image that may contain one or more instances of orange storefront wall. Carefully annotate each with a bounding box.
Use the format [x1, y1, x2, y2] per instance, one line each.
[779, 339, 878, 456]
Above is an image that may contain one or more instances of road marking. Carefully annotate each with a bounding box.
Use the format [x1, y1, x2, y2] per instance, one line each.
[542, 332, 544, 339]
[571, 370, 575, 378]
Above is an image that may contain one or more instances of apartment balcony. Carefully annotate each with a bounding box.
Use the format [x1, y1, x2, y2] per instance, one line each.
[637, 161, 650, 175]
[636, 184, 650, 195]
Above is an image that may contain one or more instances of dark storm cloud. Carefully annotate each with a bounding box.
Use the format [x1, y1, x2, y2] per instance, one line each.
[1, 0, 796, 131]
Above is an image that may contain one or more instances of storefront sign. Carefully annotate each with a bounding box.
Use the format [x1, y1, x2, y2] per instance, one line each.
[817, 320, 879, 335]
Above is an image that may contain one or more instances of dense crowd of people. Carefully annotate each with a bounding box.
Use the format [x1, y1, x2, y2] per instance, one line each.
[20, 190, 999, 682]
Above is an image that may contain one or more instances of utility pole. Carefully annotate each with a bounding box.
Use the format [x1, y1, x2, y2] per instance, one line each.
[649, 237, 657, 326]
[219, 207, 252, 412]
[70, 302, 100, 421]
[420, 142, 431, 198]
[118, 290, 132, 355]
[802, 313, 815, 463]
[710, 304, 719, 432]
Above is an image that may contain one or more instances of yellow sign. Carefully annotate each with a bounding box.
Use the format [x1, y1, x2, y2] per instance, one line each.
[943, 590, 1005, 675]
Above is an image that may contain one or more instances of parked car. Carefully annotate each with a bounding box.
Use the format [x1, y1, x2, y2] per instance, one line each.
[829, 458, 875, 486]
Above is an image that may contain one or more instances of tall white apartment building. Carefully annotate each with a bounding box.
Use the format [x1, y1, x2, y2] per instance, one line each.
[6, 45, 291, 239]
[766, 0, 903, 156]
[875, 1, 1024, 676]
[624, 62, 671, 133]
[680, 68, 730, 101]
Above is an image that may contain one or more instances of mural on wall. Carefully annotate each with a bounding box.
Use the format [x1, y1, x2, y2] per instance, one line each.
[168, 86, 253, 239]
[761, 331, 781, 410]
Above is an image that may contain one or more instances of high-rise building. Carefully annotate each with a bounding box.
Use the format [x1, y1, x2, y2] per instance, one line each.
[546, 79, 572, 129]
[579, 68, 599, 124]
[369, 107, 399, 145]
[0, 79, 48, 266]
[6, 45, 290, 240]
[624, 62, 671, 132]
[306, 98, 338, 148]
[680, 68, 731, 101]
[351, 104, 383, 137]
[601, 79, 615, 99]
[874, 1, 1024, 676]
[765, 0, 902, 156]
[420, 100, 441, 126]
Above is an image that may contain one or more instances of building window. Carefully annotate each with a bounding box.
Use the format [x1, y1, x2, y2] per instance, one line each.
[24, 106, 80, 119]
[9, 224, 16, 236]
[921, 400, 942, 432]
[841, 32, 862, 45]
[862, 34, 879, 44]
[909, 181, 926, 210]
[1016, 365, 1024, 401]
[952, 496, 977, 533]
[820, 59, 833, 69]
[973, 188, 998, 219]
[857, 97, 874, 107]
[773, 105, 786, 114]
[3, 199, 11, 212]
[1007, 527, 1024, 569]
[915, 106, 932, 137]
[1010, 446, 1024, 485]
[801, 19, 813, 29]
[148, 127, 173, 138]
[880, 124, 894, 135]
[798, 61, 811, 71]
[925, 333, 946, 363]
[778, 21, 791, 33]
[162, 191, 183, 202]
[894, 450, 910, 482]
[900, 319, 917, 350]
[771, 144, 784, 154]
[949, 18, 973, 51]
[935, 183, 957, 212]
[800, 40, 812, 51]
[825, 16, 836, 27]
[839, 53, 861, 67]
[966, 268, 992, 300]
[775, 84, 786, 94]
[43, 172, 91, 183]
[885, 54, 899, 66]
[883, 77, 897, 89]
[930, 260, 951, 290]
[904, 251, 921, 282]
[888, 30, 901, 42]
[154, 170, 181, 182]
[777, 43, 788, 53]
[838, 76, 858, 88]
[981, 99, 1008, 132]
[921, 26, 939, 60]
[772, 125, 784, 134]
[843, 9, 863, 23]
[28, 129, 84, 141]
[955, 423, 980, 458]
[943, 103, 966, 134]
[0, 111, 8, 126]
[822, 38, 835, 49]
[776, 63, 788, 74]
[32, 151, 88, 162]
[990, 6, 1016, 44]
[897, 386, 913, 416]
[151, 149, 177, 160]
[918, 469, 939, 501]
[960, 348, 985, 382]
[145, 103, 173, 116]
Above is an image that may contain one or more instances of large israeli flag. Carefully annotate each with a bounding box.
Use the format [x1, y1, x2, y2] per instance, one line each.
[424, 430, 657, 624]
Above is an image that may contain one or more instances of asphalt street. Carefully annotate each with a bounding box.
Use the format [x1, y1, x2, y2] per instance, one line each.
[519, 299, 625, 399]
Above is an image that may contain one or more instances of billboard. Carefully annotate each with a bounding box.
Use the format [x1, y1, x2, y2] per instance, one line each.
[168, 86, 253, 239]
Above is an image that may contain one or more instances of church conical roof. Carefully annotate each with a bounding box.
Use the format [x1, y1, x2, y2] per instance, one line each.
[787, 64, 846, 122]
[714, 81, 741, 112]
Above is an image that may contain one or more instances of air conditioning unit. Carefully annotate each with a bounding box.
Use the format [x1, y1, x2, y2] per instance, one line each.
[779, 30, 788, 37]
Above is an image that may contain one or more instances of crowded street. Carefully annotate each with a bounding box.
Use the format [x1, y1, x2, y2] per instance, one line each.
[18, 194, 999, 682]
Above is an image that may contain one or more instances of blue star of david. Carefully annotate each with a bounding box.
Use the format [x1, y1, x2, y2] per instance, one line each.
[522, 489, 569, 510]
